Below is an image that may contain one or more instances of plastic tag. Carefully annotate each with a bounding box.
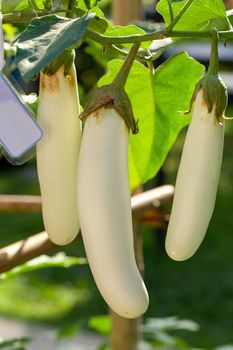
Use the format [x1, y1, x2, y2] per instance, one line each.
[0, 72, 43, 164]
[0, 13, 43, 165]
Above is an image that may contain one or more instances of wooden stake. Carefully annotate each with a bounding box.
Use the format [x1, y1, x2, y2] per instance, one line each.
[0, 186, 174, 274]
[112, 0, 143, 25]
[110, 186, 145, 350]
[224, 0, 233, 9]
[0, 195, 42, 212]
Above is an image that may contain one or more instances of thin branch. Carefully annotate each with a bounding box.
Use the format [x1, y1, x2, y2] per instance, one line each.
[2, 12, 233, 42]
[85, 28, 218, 45]
[0, 195, 42, 212]
[0, 185, 174, 274]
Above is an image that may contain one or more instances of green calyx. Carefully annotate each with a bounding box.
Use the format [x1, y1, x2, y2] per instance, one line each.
[42, 49, 75, 76]
[202, 28, 228, 121]
[199, 73, 227, 122]
[80, 84, 139, 134]
[185, 73, 228, 123]
[80, 43, 140, 134]
[185, 28, 228, 122]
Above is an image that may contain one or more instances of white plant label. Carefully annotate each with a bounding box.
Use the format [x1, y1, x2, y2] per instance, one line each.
[0, 72, 43, 161]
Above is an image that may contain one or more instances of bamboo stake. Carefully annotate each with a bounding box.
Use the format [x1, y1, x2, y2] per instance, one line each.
[112, 0, 143, 26]
[224, 0, 233, 9]
[110, 311, 139, 350]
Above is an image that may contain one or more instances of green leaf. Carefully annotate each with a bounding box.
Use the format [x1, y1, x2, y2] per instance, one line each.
[88, 12, 109, 34]
[56, 322, 81, 339]
[14, 13, 95, 81]
[104, 24, 151, 49]
[13, 0, 30, 12]
[0, 337, 31, 349]
[143, 317, 200, 333]
[99, 52, 204, 189]
[2, 0, 25, 13]
[105, 24, 145, 37]
[157, 0, 227, 30]
[88, 315, 111, 335]
[0, 253, 87, 281]
[72, 5, 109, 34]
[33, 0, 45, 10]
[83, 0, 102, 9]
[78, 0, 101, 10]
[13, 0, 45, 11]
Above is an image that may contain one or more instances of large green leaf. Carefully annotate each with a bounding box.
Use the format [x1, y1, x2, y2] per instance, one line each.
[104, 24, 150, 49]
[157, 0, 227, 30]
[14, 13, 95, 81]
[104, 25, 146, 38]
[99, 52, 204, 190]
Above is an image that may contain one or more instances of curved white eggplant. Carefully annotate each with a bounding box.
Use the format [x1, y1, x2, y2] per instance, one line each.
[37, 64, 81, 245]
[77, 107, 149, 318]
[166, 89, 224, 261]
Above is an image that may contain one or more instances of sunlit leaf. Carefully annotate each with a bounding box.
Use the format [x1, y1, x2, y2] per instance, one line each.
[99, 52, 204, 189]
[157, 0, 227, 30]
[0, 253, 87, 281]
[88, 315, 111, 335]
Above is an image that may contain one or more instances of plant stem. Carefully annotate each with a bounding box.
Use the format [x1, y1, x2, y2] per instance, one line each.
[85, 28, 165, 44]
[66, 0, 75, 17]
[29, 0, 39, 16]
[2, 12, 233, 43]
[208, 28, 219, 75]
[167, 0, 174, 23]
[112, 43, 140, 89]
[85, 28, 212, 44]
[166, 0, 195, 32]
[108, 45, 151, 62]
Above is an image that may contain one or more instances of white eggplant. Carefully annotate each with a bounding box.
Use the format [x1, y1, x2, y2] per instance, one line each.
[37, 64, 81, 245]
[77, 107, 149, 318]
[165, 89, 224, 261]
